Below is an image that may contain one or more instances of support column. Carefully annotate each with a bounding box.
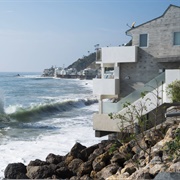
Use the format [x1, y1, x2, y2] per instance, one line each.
[99, 95, 103, 114]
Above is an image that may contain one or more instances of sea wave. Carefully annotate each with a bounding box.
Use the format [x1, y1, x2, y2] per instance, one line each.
[7, 98, 98, 122]
[0, 114, 12, 128]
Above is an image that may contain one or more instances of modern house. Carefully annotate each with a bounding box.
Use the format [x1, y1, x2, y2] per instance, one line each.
[93, 4, 180, 137]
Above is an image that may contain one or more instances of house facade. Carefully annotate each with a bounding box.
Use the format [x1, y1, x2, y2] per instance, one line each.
[93, 5, 180, 137]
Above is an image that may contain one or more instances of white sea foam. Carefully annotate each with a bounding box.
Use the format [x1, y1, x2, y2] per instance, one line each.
[0, 124, 107, 179]
[5, 104, 23, 114]
[0, 73, 105, 179]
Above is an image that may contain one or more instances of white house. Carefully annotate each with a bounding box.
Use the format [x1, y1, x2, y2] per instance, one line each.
[93, 5, 180, 137]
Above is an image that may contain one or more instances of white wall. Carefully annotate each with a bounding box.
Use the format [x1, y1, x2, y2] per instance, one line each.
[101, 46, 138, 63]
[93, 79, 119, 95]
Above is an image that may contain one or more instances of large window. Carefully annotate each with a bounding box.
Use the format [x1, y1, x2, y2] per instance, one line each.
[174, 32, 180, 45]
[139, 34, 148, 47]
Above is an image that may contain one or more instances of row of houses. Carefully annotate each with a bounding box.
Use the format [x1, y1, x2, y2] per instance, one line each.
[42, 66, 100, 79]
[92, 4, 180, 138]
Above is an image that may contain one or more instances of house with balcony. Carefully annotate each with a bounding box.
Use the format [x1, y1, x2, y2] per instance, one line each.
[93, 4, 180, 137]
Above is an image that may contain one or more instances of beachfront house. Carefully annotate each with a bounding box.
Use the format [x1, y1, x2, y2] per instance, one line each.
[93, 4, 180, 137]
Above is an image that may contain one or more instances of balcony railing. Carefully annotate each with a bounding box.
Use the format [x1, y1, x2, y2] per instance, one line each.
[102, 72, 165, 114]
[96, 46, 138, 63]
[93, 78, 119, 96]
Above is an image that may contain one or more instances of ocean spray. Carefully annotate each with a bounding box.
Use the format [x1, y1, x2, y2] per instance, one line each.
[0, 90, 4, 114]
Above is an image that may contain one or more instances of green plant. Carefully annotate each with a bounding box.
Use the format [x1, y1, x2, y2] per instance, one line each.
[108, 143, 118, 155]
[163, 128, 180, 160]
[167, 80, 180, 102]
[109, 83, 165, 163]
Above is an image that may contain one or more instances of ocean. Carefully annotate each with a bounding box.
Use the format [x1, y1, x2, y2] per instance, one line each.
[0, 72, 106, 178]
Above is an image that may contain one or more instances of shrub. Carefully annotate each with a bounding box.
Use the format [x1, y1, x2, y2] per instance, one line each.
[163, 128, 180, 160]
[167, 80, 180, 102]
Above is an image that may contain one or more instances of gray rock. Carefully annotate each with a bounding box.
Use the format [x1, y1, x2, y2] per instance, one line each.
[88, 147, 104, 163]
[96, 164, 119, 179]
[26, 164, 56, 179]
[154, 172, 180, 180]
[92, 152, 110, 171]
[168, 161, 180, 172]
[56, 165, 74, 179]
[70, 142, 86, 159]
[46, 153, 63, 164]
[81, 144, 99, 161]
[68, 158, 83, 174]
[27, 159, 48, 166]
[4, 163, 28, 179]
[110, 152, 126, 166]
[78, 160, 93, 176]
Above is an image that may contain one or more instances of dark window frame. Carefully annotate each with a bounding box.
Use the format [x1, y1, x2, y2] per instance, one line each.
[139, 34, 148, 47]
[173, 32, 180, 46]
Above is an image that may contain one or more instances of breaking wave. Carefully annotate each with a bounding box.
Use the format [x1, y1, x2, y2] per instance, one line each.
[6, 98, 98, 122]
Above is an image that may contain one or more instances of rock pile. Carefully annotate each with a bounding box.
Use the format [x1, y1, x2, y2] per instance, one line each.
[4, 120, 180, 179]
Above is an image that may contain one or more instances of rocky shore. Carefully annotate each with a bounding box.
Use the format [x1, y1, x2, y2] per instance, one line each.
[4, 120, 180, 179]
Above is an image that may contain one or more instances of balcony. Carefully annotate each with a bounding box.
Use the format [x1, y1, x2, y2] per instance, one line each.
[96, 46, 138, 64]
[93, 78, 119, 96]
[93, 114, 122, 132]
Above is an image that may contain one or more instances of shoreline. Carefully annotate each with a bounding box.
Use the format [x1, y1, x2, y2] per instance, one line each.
[4, 120, 180, 179]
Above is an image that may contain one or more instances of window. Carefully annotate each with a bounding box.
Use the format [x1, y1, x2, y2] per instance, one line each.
[174, 32, 180, 45]
[139, 34, 148, 47]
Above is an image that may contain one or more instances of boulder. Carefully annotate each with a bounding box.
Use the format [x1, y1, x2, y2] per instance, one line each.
[110, 152, 126, 166]
[77, 160, 93, 176]
[46, 153, 63, 164]
[150, 156, 162, 165]
[81, 144, 99, 161]
[26, 164, 56, 179]
[69, 142, 86, 159]
[27, 159, 48, 166]
[119, 143, 131, 154]
[70, 176, 80, 180]
[99, 140, 115, 149]
[129, 167, 153, 179]
[107, 171, 129, 180]
[90, 170, 97, 179]
[149, 164, 166, 176]
[164, 126, 177, 139]
[168, 161, 180, 172]
[56, 165, 74, 179]
[88, 147, 104, 163]
[96, 164, 119, 179]
[92, 152, 110, 171]
[70, 175, 92, 180]
[119, 143, 134, 160]
[4, 163, 28, 179]
[65, 154, 74, 165]
[68, 158, 83, 174]
[103, 141, 121, 153]
[121, 162, 136, 175]
[154, 172, 180, 180]
[80, 174, 92, 180]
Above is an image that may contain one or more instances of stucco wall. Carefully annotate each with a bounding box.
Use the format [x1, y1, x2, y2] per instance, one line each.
[120, 5, 180, 98]
[128, 6, 180, 58]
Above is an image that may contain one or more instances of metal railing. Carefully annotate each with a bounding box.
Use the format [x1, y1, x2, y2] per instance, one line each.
[103, 72, 165, 114]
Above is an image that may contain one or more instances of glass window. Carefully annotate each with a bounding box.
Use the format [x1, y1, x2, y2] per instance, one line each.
[139, 34, 148, 47]
[174, 32, 180, 45]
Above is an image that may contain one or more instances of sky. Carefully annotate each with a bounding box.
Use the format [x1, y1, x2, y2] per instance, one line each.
[0, 0, 180, 72]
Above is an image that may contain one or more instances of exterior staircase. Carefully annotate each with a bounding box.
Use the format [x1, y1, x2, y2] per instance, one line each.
[93, 70, 180, 137]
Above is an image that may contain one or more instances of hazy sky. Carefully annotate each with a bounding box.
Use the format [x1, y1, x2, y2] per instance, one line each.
[0, 0, 179, 72]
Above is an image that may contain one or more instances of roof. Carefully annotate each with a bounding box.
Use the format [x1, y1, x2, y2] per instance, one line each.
[126, 4, 180, 34]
